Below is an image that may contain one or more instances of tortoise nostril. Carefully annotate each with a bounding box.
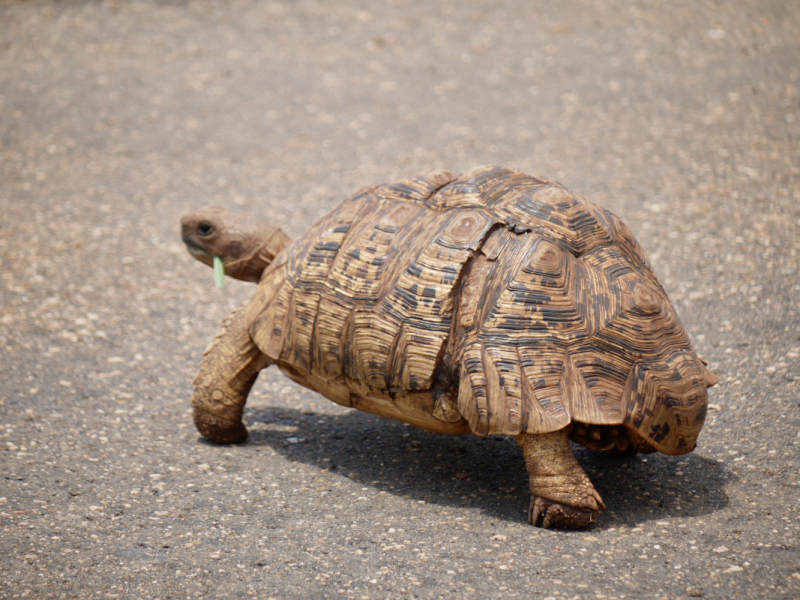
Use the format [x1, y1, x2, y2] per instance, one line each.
[197, 223, 214, 236]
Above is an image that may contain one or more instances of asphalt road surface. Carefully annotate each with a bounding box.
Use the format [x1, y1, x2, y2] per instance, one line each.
[1, 1, 798, 599]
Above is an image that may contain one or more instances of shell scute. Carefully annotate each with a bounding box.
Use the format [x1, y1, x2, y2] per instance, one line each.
[491, 184, 615, 256]
[387, 324, 449, 391]
[437, 210, 493, 250]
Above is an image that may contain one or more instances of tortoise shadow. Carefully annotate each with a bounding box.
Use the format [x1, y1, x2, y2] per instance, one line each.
[238, 405, 734, 529]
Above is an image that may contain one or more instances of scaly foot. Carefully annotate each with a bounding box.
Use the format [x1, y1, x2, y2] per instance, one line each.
[517, 429, 606, 529]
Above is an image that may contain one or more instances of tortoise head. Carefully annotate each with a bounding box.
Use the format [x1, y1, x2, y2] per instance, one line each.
[180, 207, 291, 282]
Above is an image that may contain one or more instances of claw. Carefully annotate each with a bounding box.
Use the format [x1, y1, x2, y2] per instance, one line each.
[529, 496, 600, 529]
[541, 505, 557, 529]
[592, 489, 606, 511]
[529, 497, 542, 525]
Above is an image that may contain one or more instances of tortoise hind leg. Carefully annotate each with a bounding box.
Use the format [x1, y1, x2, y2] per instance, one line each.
[516, 429, 605, 528]
[192, 305, 272, 444]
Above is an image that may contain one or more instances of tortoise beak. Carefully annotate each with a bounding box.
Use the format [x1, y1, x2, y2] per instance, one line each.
[183, 238, 214, 267]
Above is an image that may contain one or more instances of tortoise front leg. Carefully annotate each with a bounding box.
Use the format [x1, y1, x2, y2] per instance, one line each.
[516, 429, 605, 529]
[192, 305, 271, 444]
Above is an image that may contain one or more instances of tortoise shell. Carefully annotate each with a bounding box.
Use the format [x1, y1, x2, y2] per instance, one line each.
[244, 166, 710, 455]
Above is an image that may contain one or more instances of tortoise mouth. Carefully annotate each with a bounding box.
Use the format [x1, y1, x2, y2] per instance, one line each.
[185, 242, 214, 264]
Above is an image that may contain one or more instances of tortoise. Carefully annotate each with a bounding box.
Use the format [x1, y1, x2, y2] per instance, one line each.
[181, 166, 718, 529]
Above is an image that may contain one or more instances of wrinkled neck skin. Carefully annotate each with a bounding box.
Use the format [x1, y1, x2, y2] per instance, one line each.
[181, 207, 291, 282]
[217, 225, 288, 282]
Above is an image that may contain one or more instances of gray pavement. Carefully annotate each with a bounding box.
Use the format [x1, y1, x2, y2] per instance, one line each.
[1, 1, 798, 598]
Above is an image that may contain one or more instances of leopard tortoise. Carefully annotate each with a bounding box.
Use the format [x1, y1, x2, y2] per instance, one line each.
[181, 166, 718, 529]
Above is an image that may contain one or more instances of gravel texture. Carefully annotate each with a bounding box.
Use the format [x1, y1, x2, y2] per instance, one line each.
[1, 1, 799, 599]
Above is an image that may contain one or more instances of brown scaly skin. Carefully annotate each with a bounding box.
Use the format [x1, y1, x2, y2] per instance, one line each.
[191, 305, 272, 444]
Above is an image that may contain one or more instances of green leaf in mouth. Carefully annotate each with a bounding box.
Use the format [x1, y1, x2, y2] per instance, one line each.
[214, 256, 225, 289]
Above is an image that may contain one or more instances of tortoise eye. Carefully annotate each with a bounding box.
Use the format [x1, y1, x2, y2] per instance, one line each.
[197, 223, 214, 236]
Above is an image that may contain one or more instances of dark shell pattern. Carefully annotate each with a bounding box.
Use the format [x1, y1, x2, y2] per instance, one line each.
[246, 166, 709, 455]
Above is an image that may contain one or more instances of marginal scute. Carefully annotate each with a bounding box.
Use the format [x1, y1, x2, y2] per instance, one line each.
[483, 344, 522, 435]
[247, 263, 291, 361]
[563, 349, 627, 425]
[348, 310, 398, 390]
[388, 324, 449, 391]
[518, 346, 571, 431]
[457, 342, 490, 434]
[623, 350, 708, 454]
[311, 296, 350, 380]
